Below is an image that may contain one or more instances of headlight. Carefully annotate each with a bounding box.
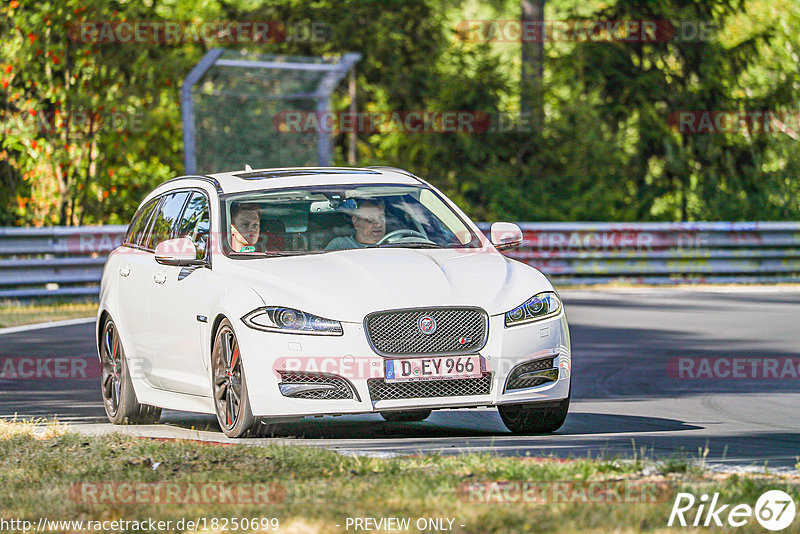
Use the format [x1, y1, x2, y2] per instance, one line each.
[242, 307, 343, 336]
[504, 292, 561, 327]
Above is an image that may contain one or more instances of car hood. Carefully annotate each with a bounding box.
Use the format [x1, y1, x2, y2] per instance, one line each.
[219, 247, 553, 322]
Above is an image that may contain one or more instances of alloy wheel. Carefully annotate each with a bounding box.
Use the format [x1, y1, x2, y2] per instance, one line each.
[213, 326, 243, 430]
[100, 321, 123, 417]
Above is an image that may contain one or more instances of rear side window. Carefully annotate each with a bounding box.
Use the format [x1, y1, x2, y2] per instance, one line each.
[175, 191, 211, 260]
[145, 191, 190, 250]
[125, 198, 159, 247]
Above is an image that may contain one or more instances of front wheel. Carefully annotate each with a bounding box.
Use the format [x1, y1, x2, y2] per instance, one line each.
[212, 319, 258, 438]
[100, 319, 161, 425]
[497, 394, 570, 434]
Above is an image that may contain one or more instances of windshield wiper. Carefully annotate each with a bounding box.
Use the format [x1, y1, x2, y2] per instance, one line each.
[373, 241, 445, 249]
[230, 250, 325, 257]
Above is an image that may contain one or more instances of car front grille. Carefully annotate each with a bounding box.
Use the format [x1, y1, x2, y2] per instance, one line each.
[367, 373, 492, 401]
[278, 372, 356, 400]
[364, 307, 488, 356]
[504, 357, 558, 392]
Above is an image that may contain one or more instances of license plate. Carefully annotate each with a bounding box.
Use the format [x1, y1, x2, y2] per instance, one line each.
[384, 355, 483, 382]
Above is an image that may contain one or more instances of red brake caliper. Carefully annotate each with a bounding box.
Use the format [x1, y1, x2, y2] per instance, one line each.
[111, 335, 118, 374]
[226, 345, 239, 425]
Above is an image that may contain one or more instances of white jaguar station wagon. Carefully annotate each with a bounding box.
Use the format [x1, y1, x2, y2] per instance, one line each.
[97, 166, 571, 437]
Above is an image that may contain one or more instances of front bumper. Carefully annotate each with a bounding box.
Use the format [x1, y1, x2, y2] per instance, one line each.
[235, 312, 571, 417]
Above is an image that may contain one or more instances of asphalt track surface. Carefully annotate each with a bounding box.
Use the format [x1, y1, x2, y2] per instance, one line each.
[1, 288, 799, 469]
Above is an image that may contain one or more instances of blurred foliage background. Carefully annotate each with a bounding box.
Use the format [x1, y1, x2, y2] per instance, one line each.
[1, 0, 800, 226]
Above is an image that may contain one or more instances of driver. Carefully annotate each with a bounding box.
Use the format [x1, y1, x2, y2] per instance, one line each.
[325, 198, 386, 250]
[230, 202, 261, 253]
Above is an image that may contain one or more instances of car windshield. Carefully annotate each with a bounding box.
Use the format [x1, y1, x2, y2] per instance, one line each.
[220, 184, 482, 257]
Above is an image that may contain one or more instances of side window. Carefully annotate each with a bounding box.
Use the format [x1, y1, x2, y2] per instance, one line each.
[137, 196, 164, 247]
[144, 191, 190, 250]
[176, 191, 211, 260]
[125, 198, 159, 247]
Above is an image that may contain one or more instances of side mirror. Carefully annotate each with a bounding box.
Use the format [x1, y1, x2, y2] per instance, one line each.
[154, 238, 202, 266]
[490, 222, 523, 251]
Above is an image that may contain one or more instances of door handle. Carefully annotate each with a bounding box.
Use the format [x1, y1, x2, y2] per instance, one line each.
[119, 266, 131, 278]
[153, 273, 167, 285]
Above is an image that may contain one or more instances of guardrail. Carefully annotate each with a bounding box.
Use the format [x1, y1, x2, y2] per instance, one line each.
[0, 226, 127, 299]
[477, 222, 800, 285]
[2, 222, 800, 299]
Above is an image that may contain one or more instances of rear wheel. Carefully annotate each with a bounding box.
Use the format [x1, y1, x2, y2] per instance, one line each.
[380, 409, 432, 422]
[100, 319, 161, 425]
[212, 319, 257, 438]
[498, 385, 570, 434]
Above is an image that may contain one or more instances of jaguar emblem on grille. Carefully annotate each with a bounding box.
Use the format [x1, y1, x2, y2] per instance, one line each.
[417, 314, 437, 335]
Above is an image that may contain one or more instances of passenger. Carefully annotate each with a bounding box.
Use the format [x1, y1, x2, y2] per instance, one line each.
[230, 202, 261, 253]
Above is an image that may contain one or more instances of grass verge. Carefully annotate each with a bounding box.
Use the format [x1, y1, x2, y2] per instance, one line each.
[0, 299, 97, 328]
[0, 420, 798, 533]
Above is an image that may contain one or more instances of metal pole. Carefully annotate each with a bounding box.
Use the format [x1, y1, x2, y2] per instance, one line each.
[348, 67, 357, 165]
[180, 87, 197, 174]
[520, 0, 545, 135]
[181, 49, 224, 174]
[317, 98, 331, 166]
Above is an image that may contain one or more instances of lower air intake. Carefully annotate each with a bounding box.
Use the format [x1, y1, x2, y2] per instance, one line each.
[504, 357, 558, 392]
[367, 373, 492, 401]
[278, 372, 356, 400]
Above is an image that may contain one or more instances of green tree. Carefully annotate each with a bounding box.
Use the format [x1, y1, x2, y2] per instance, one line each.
[551, 0, 800, 221]
[1, 0, 203, 225]
[3, 0, 800, 226]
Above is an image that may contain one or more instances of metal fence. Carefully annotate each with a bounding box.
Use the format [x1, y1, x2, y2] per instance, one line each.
[0, 226, 127, 299]
[182, 50, 361, 173]
[477, 222, 800, 286]
[2, 222, 800, 299]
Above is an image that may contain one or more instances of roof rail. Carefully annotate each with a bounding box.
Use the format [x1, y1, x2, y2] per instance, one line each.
[365, 166, 423, 182]
[159, 175, 224, 193]
[234, 168, 380, 180]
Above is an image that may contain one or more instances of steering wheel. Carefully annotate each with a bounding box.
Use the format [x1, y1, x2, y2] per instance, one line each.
[376, 228, 431, 245]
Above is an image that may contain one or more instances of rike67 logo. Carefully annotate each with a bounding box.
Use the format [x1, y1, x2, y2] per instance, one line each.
[668, 490, 796, 531]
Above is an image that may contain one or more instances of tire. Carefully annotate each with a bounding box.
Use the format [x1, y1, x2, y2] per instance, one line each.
[212, 319, 258, 438]
[100, 319, 161, 425]
[380, 409, 432, 422]
[497, 393, 570, 434]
